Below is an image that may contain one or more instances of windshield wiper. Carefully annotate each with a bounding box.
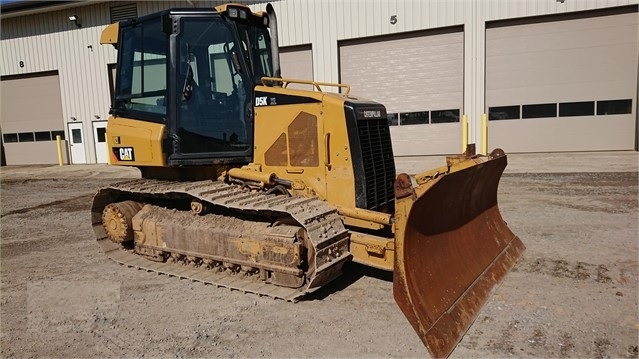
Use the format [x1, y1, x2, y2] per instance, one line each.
[182, 43, 194, 102]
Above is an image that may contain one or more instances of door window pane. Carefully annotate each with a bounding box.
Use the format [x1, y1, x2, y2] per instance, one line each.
[559, 101, 594, 117]
[431, 109, 460, 123]
[387, 113, 398, 126]
[522, 103, 557, 119]
[3, 133, 18, 143]
[597, 99, 632, 115]
[177, 18, 251, 154]
[115, 17, 167, 116]
[35, 131, 52, 141]
[399, 111, 429, 126]
[72, 128, 82, 144]
[489, 106, 520, 120]
[96, 127, 107, 143]
[51, 131, 65, 140]
[18, 132, 34, 142]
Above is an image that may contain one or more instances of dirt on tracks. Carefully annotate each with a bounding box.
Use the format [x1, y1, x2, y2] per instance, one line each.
[0, 169, 637, 358]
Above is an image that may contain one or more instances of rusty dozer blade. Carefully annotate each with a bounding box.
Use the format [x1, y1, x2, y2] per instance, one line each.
[393, 148, 525, 358]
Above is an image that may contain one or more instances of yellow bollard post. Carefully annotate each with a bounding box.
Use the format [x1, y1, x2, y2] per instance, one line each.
[56, 135, 64, 166]
[462, 114, 468, 152]
[482, 113, 488, 155]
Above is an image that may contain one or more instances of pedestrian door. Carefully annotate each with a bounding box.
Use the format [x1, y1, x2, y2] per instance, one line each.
[92, 121, 108, 163]
[67, 122, 87, 164]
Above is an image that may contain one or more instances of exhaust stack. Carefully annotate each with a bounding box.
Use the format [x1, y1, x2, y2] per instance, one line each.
[266, 3, 281, 78]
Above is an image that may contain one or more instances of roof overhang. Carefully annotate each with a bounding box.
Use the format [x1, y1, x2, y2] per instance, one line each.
[0, 1, 106, 19]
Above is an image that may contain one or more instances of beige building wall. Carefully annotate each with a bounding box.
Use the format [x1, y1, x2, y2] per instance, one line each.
[3, 141, 69, 166]
[1, 0, 637, 162]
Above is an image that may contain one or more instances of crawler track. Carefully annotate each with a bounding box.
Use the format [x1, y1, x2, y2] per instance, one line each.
[91, 179, 351, 301]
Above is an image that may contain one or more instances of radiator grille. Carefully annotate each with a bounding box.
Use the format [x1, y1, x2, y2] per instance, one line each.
[357, 118, 396, 212]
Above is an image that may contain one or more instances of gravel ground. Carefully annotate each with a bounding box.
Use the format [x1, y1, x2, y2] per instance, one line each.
[0, 159, 637, 358]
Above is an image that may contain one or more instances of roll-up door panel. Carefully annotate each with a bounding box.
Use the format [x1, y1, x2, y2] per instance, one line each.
[486, 10, 638, 152]
[1, 72, 66, 165]
[1, 73, 63, 133]
[280, 45, 313, 91]
[340, 28, 464, 156]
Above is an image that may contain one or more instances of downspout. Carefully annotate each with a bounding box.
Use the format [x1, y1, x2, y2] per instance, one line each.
[266, 3, 281, 78]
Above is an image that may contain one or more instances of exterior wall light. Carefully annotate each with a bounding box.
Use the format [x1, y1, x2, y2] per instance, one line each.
[69, 15, 81, 28]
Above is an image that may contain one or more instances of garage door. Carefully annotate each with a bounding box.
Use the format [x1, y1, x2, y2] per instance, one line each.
[279, 44, 313, 90]
[0, 71, 67, 165]
[486, 7, 638, 152]
[339, 28, 464, 156]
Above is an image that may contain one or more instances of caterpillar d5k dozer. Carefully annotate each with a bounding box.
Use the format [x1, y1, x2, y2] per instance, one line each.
[94, 4, 524, 357]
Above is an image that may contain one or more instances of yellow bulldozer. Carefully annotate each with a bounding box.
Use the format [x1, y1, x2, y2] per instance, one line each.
[93, 3, 524, 357]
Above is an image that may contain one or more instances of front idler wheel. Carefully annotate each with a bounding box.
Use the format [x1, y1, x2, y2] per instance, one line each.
[101, 200, 143, 244]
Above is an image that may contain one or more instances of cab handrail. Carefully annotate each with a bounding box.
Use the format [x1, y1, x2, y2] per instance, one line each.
[260, 76, 351, 96]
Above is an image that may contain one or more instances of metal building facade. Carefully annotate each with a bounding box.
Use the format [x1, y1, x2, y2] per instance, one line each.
[1, 0, 638, 164]
[1, 1, 224, 164]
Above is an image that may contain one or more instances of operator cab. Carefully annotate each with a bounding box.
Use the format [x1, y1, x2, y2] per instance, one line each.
[111, 5, 274, 165]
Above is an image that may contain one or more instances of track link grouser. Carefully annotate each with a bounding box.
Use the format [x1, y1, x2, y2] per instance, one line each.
[91, 179, 351, 301]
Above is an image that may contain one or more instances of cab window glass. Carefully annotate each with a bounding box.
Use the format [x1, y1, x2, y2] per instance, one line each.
[237, 24, 273, 84]
[115, 17, 168, 116]
[177, 18, 251, 154]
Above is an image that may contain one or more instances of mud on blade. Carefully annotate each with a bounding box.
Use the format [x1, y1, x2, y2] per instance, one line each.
[393, 152, 525, 358]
